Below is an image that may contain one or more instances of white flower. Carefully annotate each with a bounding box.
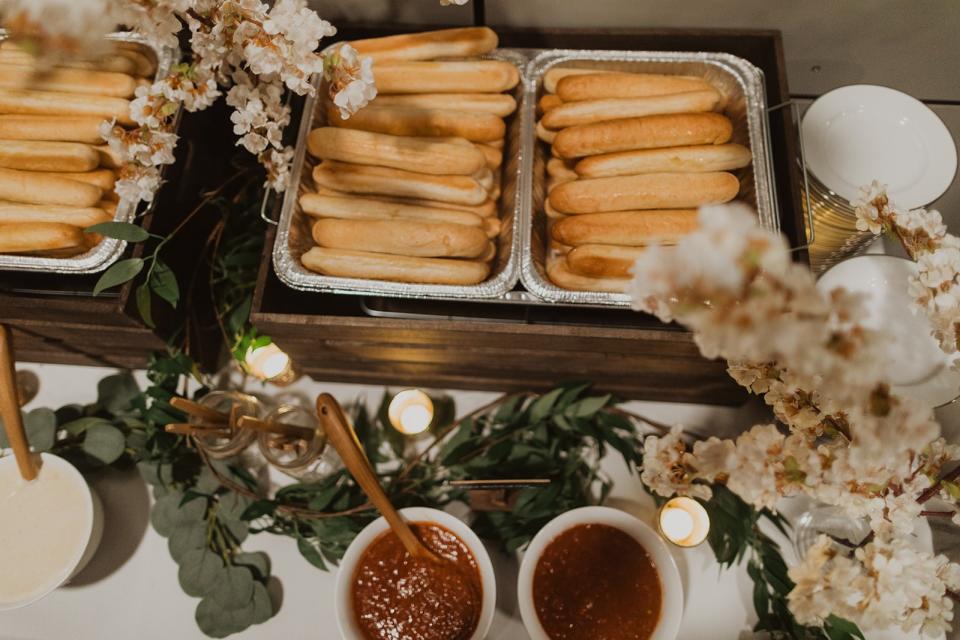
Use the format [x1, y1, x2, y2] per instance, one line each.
[115, 168, 162, 204]
[325, 44, 377, 119]
[639, 425, 712, 501]
[440, 0, 470, 4]
[917, 247, 960, 289]
[852, 180, 894, 234]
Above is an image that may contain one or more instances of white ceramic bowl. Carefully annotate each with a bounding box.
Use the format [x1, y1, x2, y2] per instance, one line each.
[0, 452, 102, 610]
[335, 507, 496, 640]
[517, 506, 683, 640]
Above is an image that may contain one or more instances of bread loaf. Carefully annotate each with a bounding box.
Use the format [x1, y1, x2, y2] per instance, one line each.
[547, 257, 629, 292]
[552, 112, 733, 158]
[550, 210, 699, 246]
[311, 186, 498, 218]
[0, 203, 110, 227]
[371, 93, 516, 116]
[374, 61, 519, 94]
[565, 244, 647, 278]
[312, 218, 489, 258]
[556, 72, 716, 102]
[538, 94, 563, 115]
[0, 115, 105, 143]
[0, 139, 100, 171]
[313, 161, 488, 205]
[0, 167, 102, 206]
[0, 89, 132, 125]
[329, 105, 505, 142]
[0, 64, 136, 97]
[542, 89, 721, 129]
[300, 193, 484, 228]
[301, 247, 490, 285]
[351, 27, 498, 62]
[575, 143, 752, 177]
[307, 127, 486, 175]
[53, 168, 116, 191]
[544, 68, 614, 94]
[0, 221, 85, 253]
[549, 172, 739, 214]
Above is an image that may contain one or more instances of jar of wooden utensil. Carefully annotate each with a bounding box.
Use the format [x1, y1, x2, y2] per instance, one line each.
[190, 391, 262, 459]
[251, 404, 340, 482]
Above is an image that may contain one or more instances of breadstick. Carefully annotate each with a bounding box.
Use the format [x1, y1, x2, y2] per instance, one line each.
[478, 241, 496, 263]
[0, 221, 85, 253]
[575, 143, 752, 178]
[544, 68, 615, 94]
[307, 127, 486, 176]
[0, 114, 105, 143]
[0, 64, 136, 98]
[301, 247, 490, 285]
[565, 244, 647, 278]
[473, 167, 494, 192]
[542, 89, 721, 129]
[539, 94, 563, 115]
[549, 172, 739, 214]
[0, 46, 137, 75]
[0, 203, 110, 227]
[547, 157, 578, 181]
[556, 72, 716, 102]
[0, 167, 102, 206]
[0, 89, 132, 125]
[553, 112, 733, 159]
[550, 239, 573, 255]
[300, 193, 484, 228]
[536, 121, 556, 144]
[52, 168, 116, 191]
[311, 186, 498, 218]
[487, 139, 504, 150]
[93, 144, 123, 169]
[114, 44, 157, 77]
[371, 93, 516, 116]
[0, 139, 99, 171]
[475, 143, 502, 170]
[374, 61, 519, 94]
[351, 27, 498, 62]
[312, 218, 489, 259]
[482, 217, 501, 238]
[551, 210, 699, 246]
[546, 175, 574, 193]
[97, 199, 118, 214]
[547, 257, 629, 292]
[313, 161, 488, 205]
[545, 199, 565, 219]
[329, 105, 505, 143]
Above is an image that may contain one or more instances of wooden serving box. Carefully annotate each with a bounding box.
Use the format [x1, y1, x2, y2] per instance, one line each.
[251, 26, 805, 404]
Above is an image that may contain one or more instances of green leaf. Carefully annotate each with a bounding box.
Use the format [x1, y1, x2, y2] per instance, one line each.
[554, 382, 592, 410]
[240, 499, 276, 521]
[150, 260, 180, 308]
[296, 535, 327, 570]
[135, 283, 155, 329]
[97, 373, 140, 415]
[82, 423, 126, 464]
[178, 548, 224, 597]
[249, 581, 274, 624]
[93, 258, 144, 295]
[568, 394, 612, 418]
[61, 416, 111, 437]
[529, 387, 564, 423]
[824, 615, 865, 640]
[233, 552, 271, 581]
[195, 596, 252, 638]
[168, 521, 208, 562]
[210, 566, 255, 610]
[85, 221, 149, 242]
[24, 408, 56, 451]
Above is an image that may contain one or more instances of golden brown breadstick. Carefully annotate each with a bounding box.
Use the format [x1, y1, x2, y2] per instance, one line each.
[482, 217, 501, 238]
[300, 193, 484, 227]
[53, 168, 116, 191]
[371, 93, 516, 116]
[115, 44, 157, 77]
[0, 139, 99, 171]
[301, 247, 490, 285]
[565, 244, 647, 278]
[551, 210, 699, 246]
[553, 112, 733, 158]
[544, 68, 615, 94]
[97, 199, 118, 214]
[556, 72, 717, 102]
[475, 143, 502, 170]
[0, 89, 132, 125]
[313, 161, 488, 206]
[0, 114, 105, 143]
[307, 127, 486, 176]
[545, 199, 565, 219]
[575, 143, 752, 178]
[487, 139, 504, 150]
[0, 45, 138, 75]
[0, 64, 136, 98]
[0, 167, 102, 206]
[547, 257, 629, 292]
[473, 167, 494, 193]
[351, 27, 498, 62]
[93, 144, 123, 169]
[374, 61, 519, 94]
[312, 218, 489, 258]
[0, 203, 110, 227]
[478, 241, 496, 263]
[547, 157, 578, 181]
[549, 172, 739, 214]
[536, 121, 556, 144]
[542, 89, 721, 129]
[329, 105, 505, 143]
[538, 94, 563, 115]
[0, 221, 85, 254]
[311, 186, 498, 218]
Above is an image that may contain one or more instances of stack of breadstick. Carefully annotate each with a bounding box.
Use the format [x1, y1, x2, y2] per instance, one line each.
[0, 41, 154, 258]
[537, 67, 752, 293]
[299, 27, 518, 286]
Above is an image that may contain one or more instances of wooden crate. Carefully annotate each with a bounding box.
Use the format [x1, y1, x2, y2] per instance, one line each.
[251, 26, 804, 404]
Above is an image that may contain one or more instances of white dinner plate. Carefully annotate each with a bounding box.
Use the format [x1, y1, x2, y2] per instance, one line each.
[802, 84, 957, 208]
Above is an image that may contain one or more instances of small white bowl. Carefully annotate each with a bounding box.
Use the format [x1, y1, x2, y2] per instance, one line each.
[335, 507, 496, 640]
[517, 506, 683, 640]
[0, 452, 102, 610]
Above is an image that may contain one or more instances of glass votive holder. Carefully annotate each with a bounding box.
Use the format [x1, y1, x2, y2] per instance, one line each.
[191, 391, 262, 459]
[256, 404, 340, 482]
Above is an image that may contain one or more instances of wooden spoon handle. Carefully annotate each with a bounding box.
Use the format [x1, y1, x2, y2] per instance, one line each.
[316, 393, 432, 560]
[0, 325, 37, 480]
[236, 415, 313, 440]
[170, 397, 228, 424]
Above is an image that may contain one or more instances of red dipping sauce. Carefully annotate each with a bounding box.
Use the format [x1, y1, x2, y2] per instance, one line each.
[533, 523, 663, 640]
[351, 521, 482, 640]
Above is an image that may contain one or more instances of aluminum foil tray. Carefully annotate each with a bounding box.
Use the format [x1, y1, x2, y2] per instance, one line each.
[0, 31, 181, 274]
[520, 49, 778, 307]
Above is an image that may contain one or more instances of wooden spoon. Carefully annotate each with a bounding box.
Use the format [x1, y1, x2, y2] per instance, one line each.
[316, 392, 441, 563]
[0, 325, 38, 480]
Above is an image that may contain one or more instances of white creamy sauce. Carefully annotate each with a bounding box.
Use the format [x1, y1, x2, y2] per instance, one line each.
[0, 458, 90, 606]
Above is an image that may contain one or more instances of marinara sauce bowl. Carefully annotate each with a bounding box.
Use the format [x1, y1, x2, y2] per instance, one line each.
[517, 506, 684, 640]
[335, 507, 497, 640]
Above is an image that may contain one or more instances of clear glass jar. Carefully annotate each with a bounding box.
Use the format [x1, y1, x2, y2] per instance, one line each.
[256, 404, 340, 482]
[191, 391, 262, 459]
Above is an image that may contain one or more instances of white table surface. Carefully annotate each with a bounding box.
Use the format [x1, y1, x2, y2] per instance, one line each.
[0, 362, 945, 640]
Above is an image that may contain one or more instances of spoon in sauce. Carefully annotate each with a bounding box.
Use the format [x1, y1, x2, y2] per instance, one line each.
[316, 393, 441, 564]
[0, 325, 38, 481]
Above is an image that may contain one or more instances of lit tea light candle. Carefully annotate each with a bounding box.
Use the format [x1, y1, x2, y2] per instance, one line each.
[245, 343, 297, 385]
[388, 389, 434, 435]
[658, 497, 710, 547]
